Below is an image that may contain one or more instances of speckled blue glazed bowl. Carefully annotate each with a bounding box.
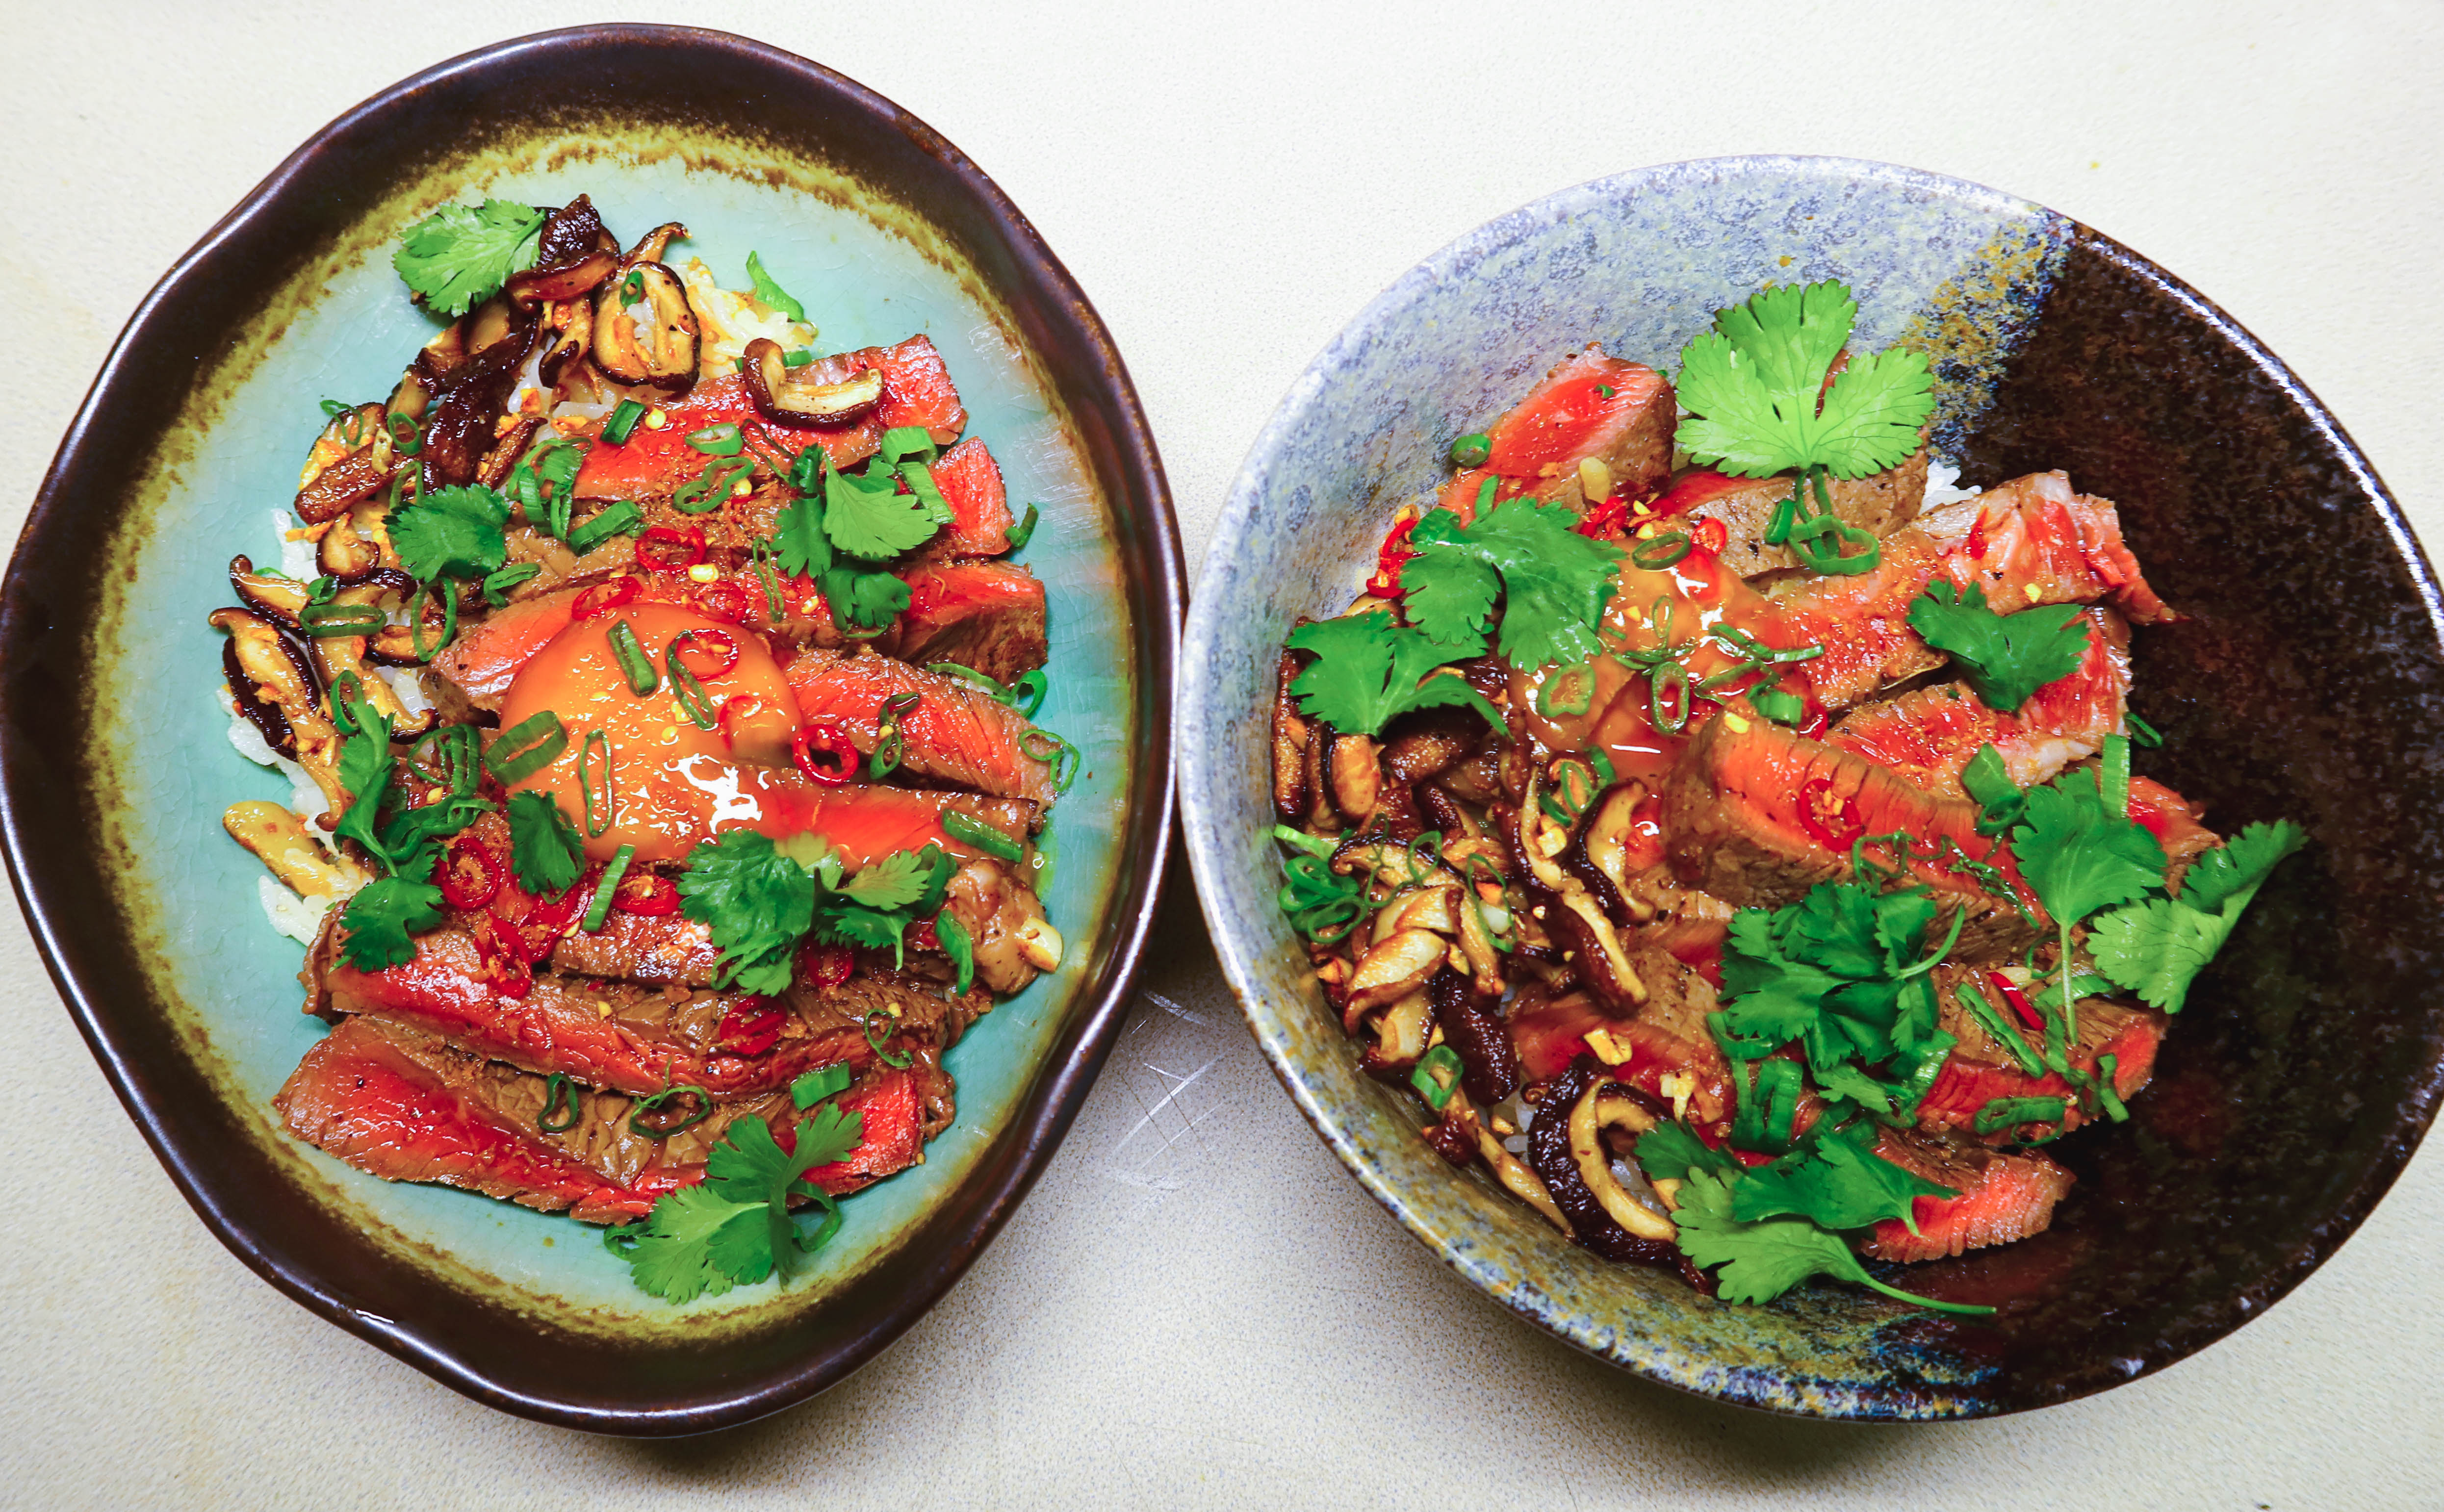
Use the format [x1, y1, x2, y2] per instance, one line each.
[1177, 156, 2444, 1417]
[3, 27, 1178, 1434]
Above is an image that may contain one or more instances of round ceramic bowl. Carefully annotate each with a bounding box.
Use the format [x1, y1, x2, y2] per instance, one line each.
[3, 27, 1178, 1433]
[1178, 155, 2444, 1418]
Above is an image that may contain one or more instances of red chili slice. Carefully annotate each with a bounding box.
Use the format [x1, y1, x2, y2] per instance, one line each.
[793, 721, 860, 786]
[718, 998, 786, 1057]
[637, 524, 707, 571]
[1964, 509, 1989, 562]
[906, 918, 943, 952]
[434, 833, 505, 910]
[572, 575, 643, 620]
[717, 693, 769, 740]
[1363, 514, 1419, 599]
[669, 627, 741, 680]
[798, 941, 855, 991]
[470, 916, 535, 999]
[1987, 971, 2045, 1031]
[609, 869, 681, 917]
[695, 580, 753, 625]
[1692, 515, 1729, 556]
[1794, 776, 1865, 852]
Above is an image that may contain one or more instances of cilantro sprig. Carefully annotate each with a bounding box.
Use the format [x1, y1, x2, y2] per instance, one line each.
[392, 199, 548, 317]
[770, 447, 932, 632]
[1673, 280, 1935, 480]
[606, 1102, 864, 1303]
[327, 693, 492, 970]
[390, 483, 512, 583]
[506, 789, 584, 897]
[675, 829, 959, 994]
[1404, 495, 1625, 672]
[1664, 1169, 1990, 1313]
[1284, 611, 1503, 738]
[2089, 820, 2305, 1012]
[1907, 581, 2091, 713]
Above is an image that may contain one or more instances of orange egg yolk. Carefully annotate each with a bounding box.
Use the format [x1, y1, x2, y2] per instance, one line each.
[497, 603, 809, 864]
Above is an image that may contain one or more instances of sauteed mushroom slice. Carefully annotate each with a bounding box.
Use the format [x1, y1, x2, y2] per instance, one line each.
[228, 555, 309, 624]
[293, 403, 394, 523]
[212, 607, 349, 816]
[1359, 988, 1434, 1076]
[224, 800, 370, 898]
[1568, 1078, 1673, 1242]
[305, 583, 433, 740]
[593, 262, 699, 385]
[421, 305, 540, 484]
[738, 337, 886, 426]
[625, 221, 689, 263]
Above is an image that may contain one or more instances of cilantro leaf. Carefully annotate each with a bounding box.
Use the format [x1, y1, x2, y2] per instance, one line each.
[2178, 819, 2308, 914]
[615, 1183, 765, 1303]
[821, 565, 912, 632]
[773, 491, 833, 580]
[1406, 497, 1623, 671]
[1673, 280, 1935, 480]
[330, 694, 396, 865]
[337, 874, 445, 972]
[834, 847, 934, 908]
[1730, 1121, 1955, 1232]
[390, 484, 511, 582]
[825, 461, 938, 559]
[744, 251, 807, 322]
[809, 846, 957, 960]
[707, 1107, 866, 1282]
[505, 789, 584, 897]
[1714, 881, 1948, 1079]
[392, 199, 548, 317]
[2009, 770, 2166, 928]
[1670, 1169, 1986, 1313]
[1634, 1122, 1743, 1182]
[1284, 611, 1503, 739]
[2090, 820, 2304, 1012]
[1906, 581, 2090, 713]
[677, 829, 816, 993]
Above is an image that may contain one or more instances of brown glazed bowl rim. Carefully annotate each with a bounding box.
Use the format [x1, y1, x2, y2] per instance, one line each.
[1, 25, 1180, 1434]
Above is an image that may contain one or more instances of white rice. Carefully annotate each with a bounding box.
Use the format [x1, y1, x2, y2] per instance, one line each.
[218, 688, 357, 944]
[258, 876, 333, 946]
[1923, 458, 1982, 508]
[273, 508, 316, 579]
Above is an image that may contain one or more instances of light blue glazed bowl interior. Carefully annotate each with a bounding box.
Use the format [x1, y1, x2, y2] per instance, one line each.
[92, 154, 1129, 1329]
[1179, 157, 2074, 1416]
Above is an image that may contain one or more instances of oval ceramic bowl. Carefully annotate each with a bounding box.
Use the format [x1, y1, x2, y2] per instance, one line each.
[1179, 156, 2444, 1418]
[2, 26, 1178, 1434]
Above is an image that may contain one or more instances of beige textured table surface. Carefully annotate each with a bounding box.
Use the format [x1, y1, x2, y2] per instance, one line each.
[4, 2, 2441, 1506]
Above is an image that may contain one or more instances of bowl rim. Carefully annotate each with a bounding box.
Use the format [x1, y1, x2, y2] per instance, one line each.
[1177, 152, 2442, 1419]
[0, 22, 1182, 1433]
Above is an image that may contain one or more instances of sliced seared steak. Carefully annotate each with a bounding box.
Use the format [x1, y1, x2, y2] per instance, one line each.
[1487, 347, 1677, 510]
[275, 1016, 929, 1224]
[1654, 450, 1928, 579]
[1827, 606, 2132, 796]
[1863, 1127, 2075, 1262]
[1919, 968, 2167, 1142]
[1662, 717, 2040, 958]
[883, 562, 1048, 684]
[786, 647, 1062, 806]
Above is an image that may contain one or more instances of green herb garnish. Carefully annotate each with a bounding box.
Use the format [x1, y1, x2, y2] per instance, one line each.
[1907, 581, 2091, 713]
[391, 199, 547, 316]
[1672, 280, 1935, 480]
[1283, 611, 1503, 740]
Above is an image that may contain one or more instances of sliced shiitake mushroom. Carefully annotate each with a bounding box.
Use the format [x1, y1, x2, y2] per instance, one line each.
[625, 221, 688, 263]
[593, 261, 698, 386]
[1567, 1078, 1673, 1242]
[535, 298, 593, 390]
[1272, 649, 1311, 822]
[229, 555, 309, 624]
[293, 403, 394, 524]
[212, 607, 348, 815]
[738, 336, 883, 426]
[421, 305, 540, 485]
[1359, 988, 1434, 1077]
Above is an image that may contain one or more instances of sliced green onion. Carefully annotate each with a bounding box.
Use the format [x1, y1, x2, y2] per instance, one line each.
[2093, 1054, 2130, 1123]
[319, 398, 351, 421]
[1277, 851, 1364, 943]
[306, 574, 338, 605]
[578, 730, 615, 838]
[299, 603, 385, 637]
[601, 399, 647, 446]
[941, 809, 1024, 863]
[628, 1082, 714, 1137]
[879, 426, 936, 463]
[747, 539, 786, 622]
[674, 458, 754, 514]
[1631, 531, 1692, 571]
[2100, 733, 2132, 816]
[791, 1064, 853, 1109]
[1019, 728, 1081, 793]
[487, 711, 568, 783]
[665, 646, 720, 729]
[1006, 502, 1040, 552]
[782, 348, 816, 368]
[1448, 433, 1492, 468]
[1411, 1044, 1463, 1110]
[1973, 1096, 2068, 1135]
[936, 909, 975, 996]
[538, 1073, 583, 1133]
[1786, 513, 1881, 575]
[900, 458, 952, 526]
[863, 1008, 914, 1069]
[787, 1186, 843, 1258]
[1750, 680, 1806, 725]
[407, 581, 459, 662]
[580, 842, 634, 929]
[2127, 712, 2162, 748]
[1587, 748, 1617, 790]
[606, 619, 659, 695]
[567, 499, 643, 555]
[386, 410, 422, 456]
[408, 724, 483, 798]
[1535, 660, 1596, 718]
[1009, 669, 1048, 718]
[1649, 661, 1692, 735]
[871, 691, 921, 778]
[685, 422, 744, 457]
[481, 561, 542, 606]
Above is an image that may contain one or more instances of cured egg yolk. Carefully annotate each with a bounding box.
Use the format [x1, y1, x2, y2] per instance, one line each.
[498, 603, 807, 864]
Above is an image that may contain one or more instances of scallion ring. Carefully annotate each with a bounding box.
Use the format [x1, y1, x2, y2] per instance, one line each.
[1006, 502, 1041, 552]
[941, 809, 1023, 863]
[580, 842, 634, 930]
[1448, 432, 1492, 468]
[605, 619, 660, 695]
[1649, 661, 1692, 735]
[577, 730, 615, 839]
[628, 1081, 715, 1138]
[871, 691, 921, 778]
[386, 410, 422, 456]
[665, 647, 720, 730]
[685, 422, 745, 457]
[1411, 1044, 1463, 1111]
[486, 710, 569, 783]
[537, 1073, 583, 1134]
[299, 603, 385, 638]
[407, 581, 459, 662]
[1019, 728, 1081, 793]
[600, 399, 647, 446]
[408, 724, 483, 798]
[863, 1008, 914, 1069]
[1630, 531, 1692, 571]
